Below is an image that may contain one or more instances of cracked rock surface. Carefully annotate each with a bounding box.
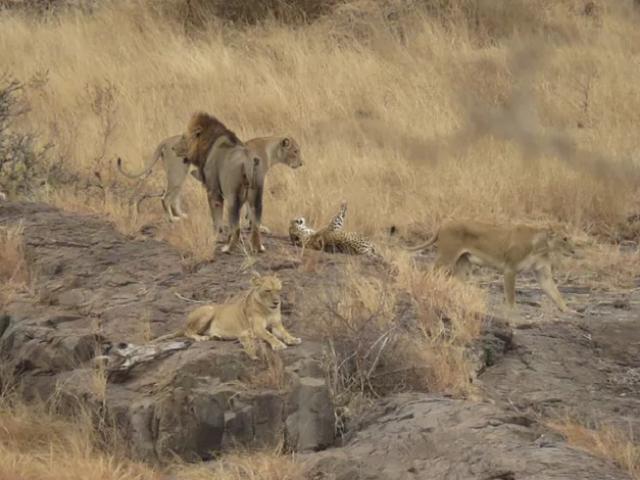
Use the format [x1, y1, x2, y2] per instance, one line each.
[303, 393, 632, 480]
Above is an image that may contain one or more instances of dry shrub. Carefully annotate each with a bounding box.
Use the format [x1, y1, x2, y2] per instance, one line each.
[549, 419, 640, 479]
[314, 265, 397, 399]
[315, 258, 485, 405]
[393, 255, 485, 393]
[0, 75, 50, 199]
[0, 223, 29, 307]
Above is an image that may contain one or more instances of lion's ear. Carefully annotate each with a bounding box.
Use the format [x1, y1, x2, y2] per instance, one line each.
[281, 137, 290, 148]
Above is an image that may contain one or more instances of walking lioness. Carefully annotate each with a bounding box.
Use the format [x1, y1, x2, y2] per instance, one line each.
[153, 273, 301, 359]
[407, 221, 576, 313]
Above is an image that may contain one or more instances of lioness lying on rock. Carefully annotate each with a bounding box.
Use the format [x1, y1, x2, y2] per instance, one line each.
[153, 273, 301, 359]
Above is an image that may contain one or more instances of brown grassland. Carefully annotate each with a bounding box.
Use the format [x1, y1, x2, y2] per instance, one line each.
[549, 419, 640, 480]
[1, 0, 640, 477]
[0, 395, 303, 480]
[0, 223, 29, 308]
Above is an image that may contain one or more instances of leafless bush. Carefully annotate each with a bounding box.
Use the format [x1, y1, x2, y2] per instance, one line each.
[313, 262, 484, 411]
[0, 75, 50, 199]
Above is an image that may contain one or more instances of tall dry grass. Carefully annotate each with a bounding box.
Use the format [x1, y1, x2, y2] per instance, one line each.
[0, 395, 304, 480]
[549, 419, 640, 479]
[1, 0, 639, 248]
[0, 398, 161, 480]
[313, 258, 485, 406]
[0, 223, 29, 307]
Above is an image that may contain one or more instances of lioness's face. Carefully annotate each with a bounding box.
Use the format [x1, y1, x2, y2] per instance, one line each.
[252, 275, 282, 310]
[172, 135, 189, 158]
[550, 232, 576, 255]
[282, 137, 303, 169]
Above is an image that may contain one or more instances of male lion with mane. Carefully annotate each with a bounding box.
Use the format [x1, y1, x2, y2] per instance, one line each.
[116, 134, 303, 226]
[178, 111, 267, 253]
[407, 221, 577, 314]
[153, 273, 301, 360]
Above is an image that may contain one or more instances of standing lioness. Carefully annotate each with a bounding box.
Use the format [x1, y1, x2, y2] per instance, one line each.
[408, 221, 576, 313]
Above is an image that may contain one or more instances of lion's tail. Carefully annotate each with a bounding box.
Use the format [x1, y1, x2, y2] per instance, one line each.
[246, 156, 261, 190]
[116, 141, 165, 180]
[151, 330, 183, 343]
[406, 230, 439, 252]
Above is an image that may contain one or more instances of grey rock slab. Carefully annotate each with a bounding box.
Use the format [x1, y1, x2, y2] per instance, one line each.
[302, 393, 631, 480]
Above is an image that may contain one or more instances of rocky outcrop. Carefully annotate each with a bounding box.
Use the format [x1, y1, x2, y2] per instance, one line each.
[3, 201, 638, 479]
[0, 202, 337, 462]
[303, 393, 631, 480]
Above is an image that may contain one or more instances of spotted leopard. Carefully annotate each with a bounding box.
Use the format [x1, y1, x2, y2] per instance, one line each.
[289, 201, 378, 256]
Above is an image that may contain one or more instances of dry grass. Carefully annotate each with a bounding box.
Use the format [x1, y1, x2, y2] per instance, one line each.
[393, 255, 486, 393]
[0, 399, 161, 480]
[314, 259, 485, 404]
[0, 223, 29, 307]
[565, 241, 640, 290]
[48, 189, 150, 237]
[1, 1, 638, 247]
[158, 202, 218, 265]
[0, 395, 305, 480]
[173, 446, 303, 480]
[549, 419, 640, 479]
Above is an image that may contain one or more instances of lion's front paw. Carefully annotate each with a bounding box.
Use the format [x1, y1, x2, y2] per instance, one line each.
[221, 244, 232, 253]
[287, 337, 302, 345]
[271, 342, 287, 351]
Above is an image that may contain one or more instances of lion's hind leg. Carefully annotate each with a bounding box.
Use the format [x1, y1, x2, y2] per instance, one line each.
[221, 194, 242, 253]
[162, 195, 182, 223]
[247, 188, 266, 253]
[452, 254, 472, 280]
[184, 305, 218, 341]
[433, 247, 462, 277]
[163, 158, 190, 222]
